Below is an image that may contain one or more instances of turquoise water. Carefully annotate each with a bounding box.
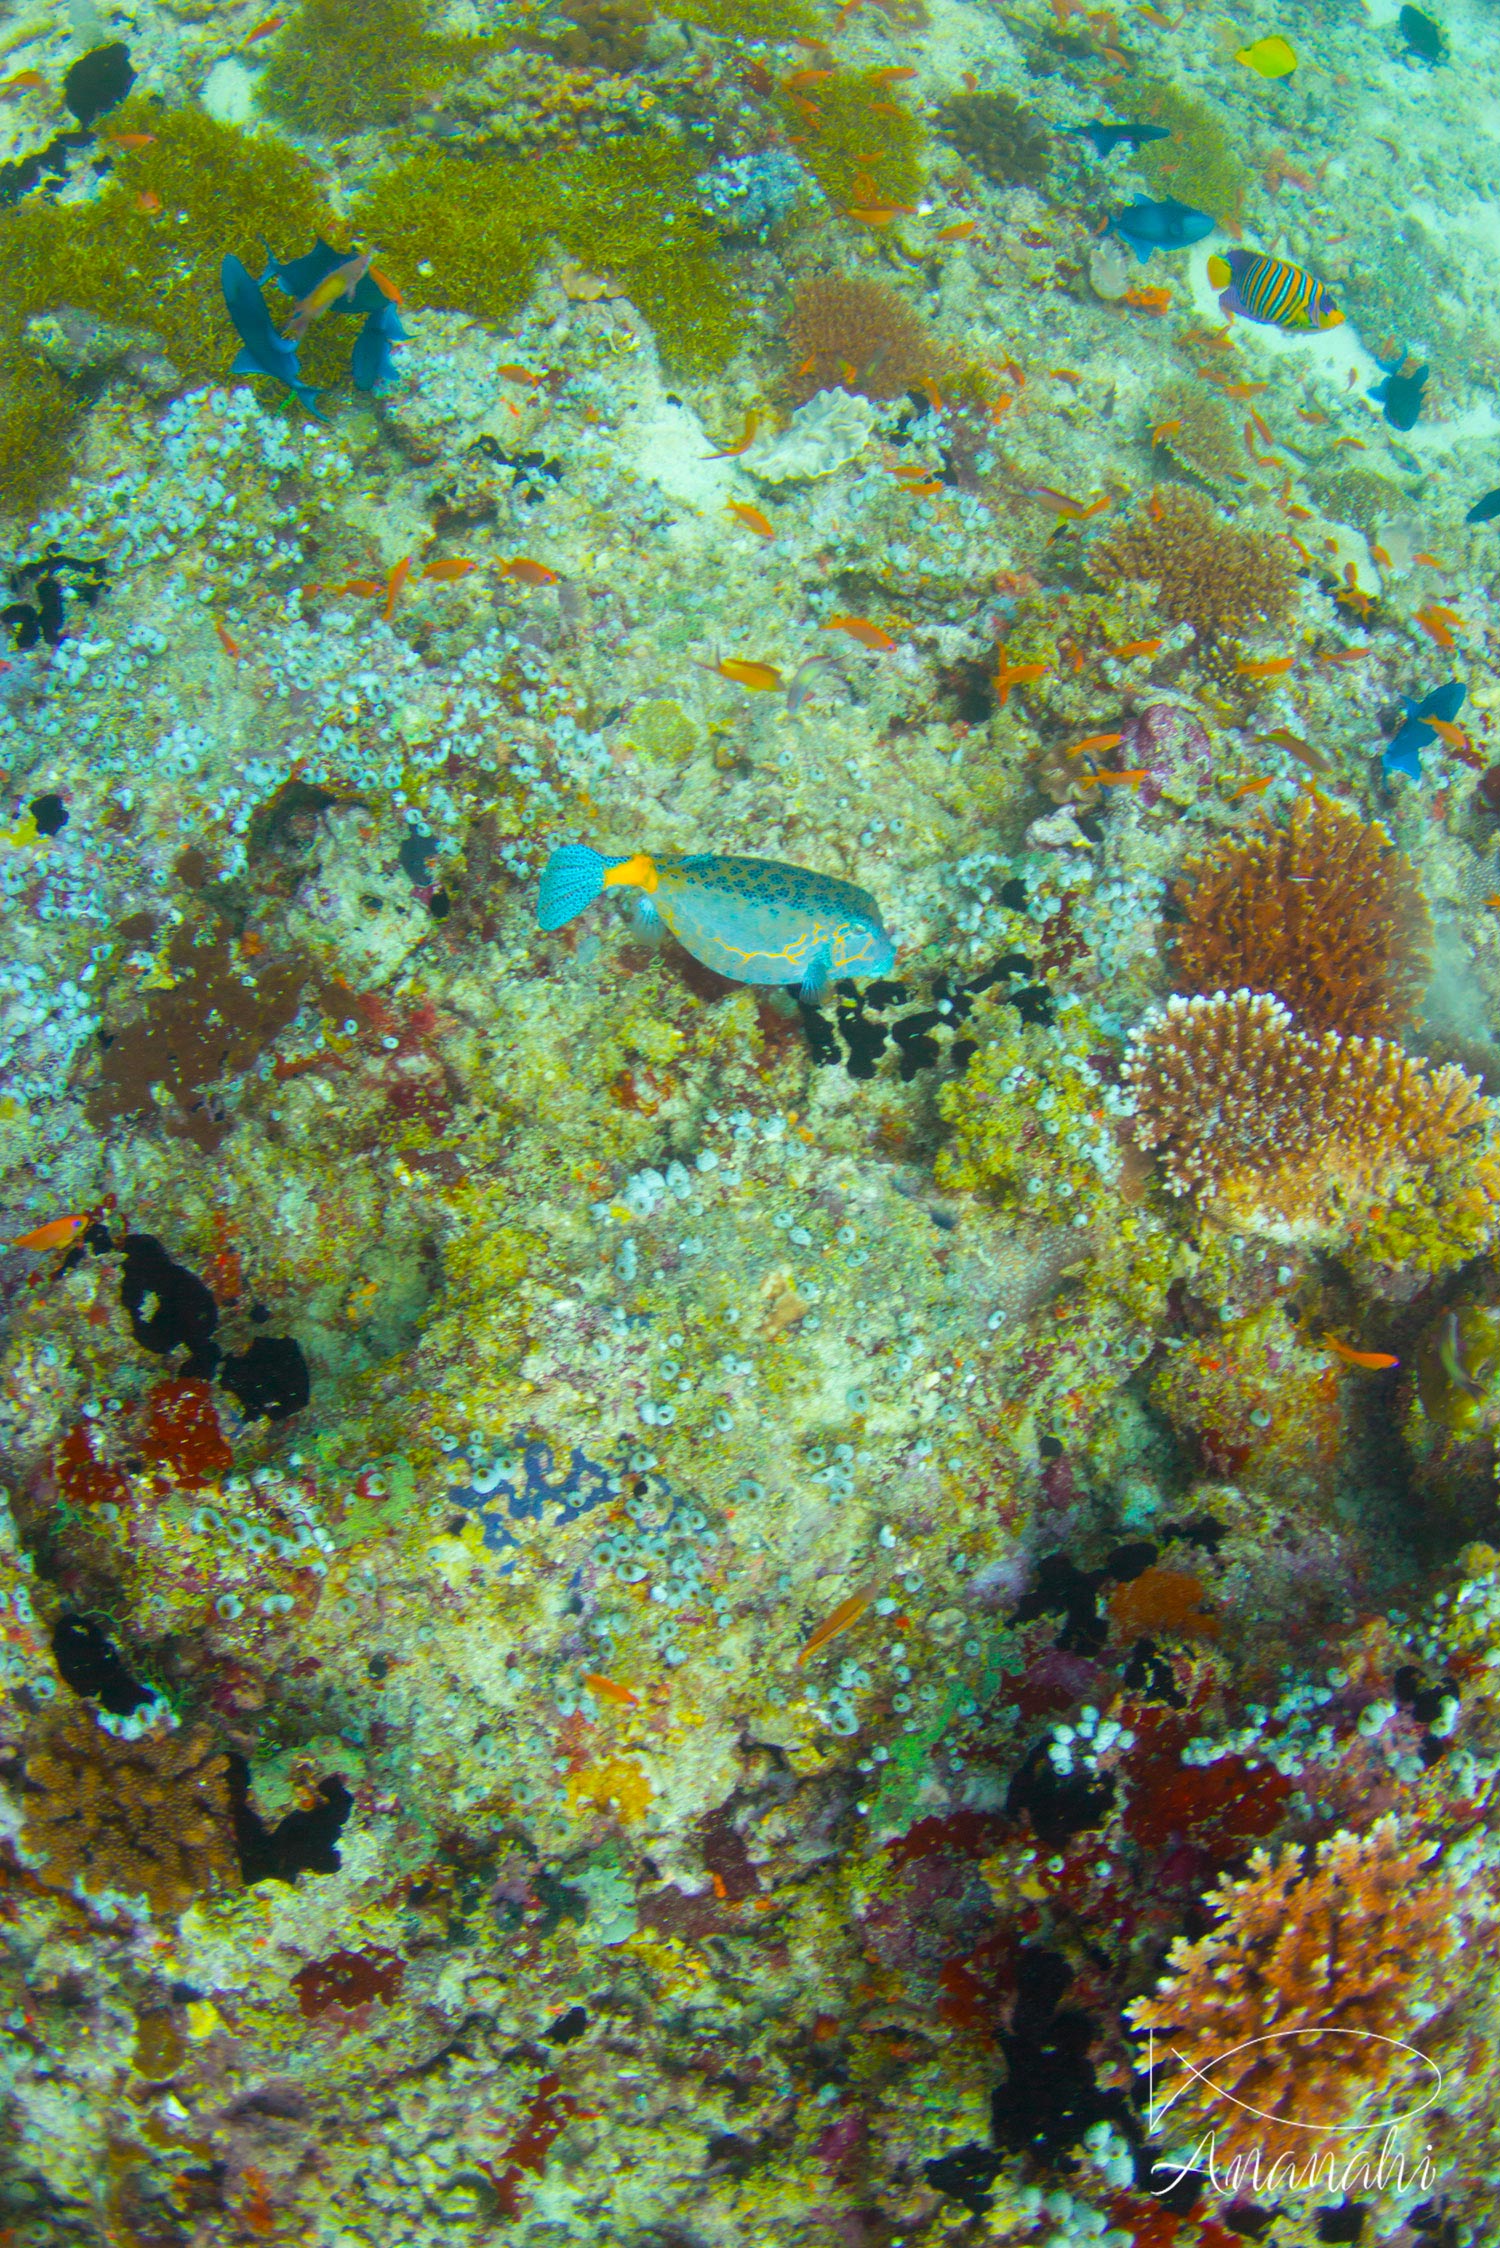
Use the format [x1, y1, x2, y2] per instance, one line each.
[0, 2, 1498, 2241]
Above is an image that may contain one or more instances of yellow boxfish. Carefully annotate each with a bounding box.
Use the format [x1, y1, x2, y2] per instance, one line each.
[537, 845, 896, 999]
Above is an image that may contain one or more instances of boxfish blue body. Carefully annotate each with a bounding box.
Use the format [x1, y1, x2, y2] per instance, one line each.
[537, 845, 895, 999]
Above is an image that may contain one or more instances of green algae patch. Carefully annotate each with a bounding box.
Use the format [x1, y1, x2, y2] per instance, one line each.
[0, 97, 340, 504]
[260, 0, 485, 136]
[780, 70, 925, 212]
[350, 148, 545, 327]
[675, 0, 816, 36]
[353, 136, 746, 374]
[1129, 84, 1248, 223]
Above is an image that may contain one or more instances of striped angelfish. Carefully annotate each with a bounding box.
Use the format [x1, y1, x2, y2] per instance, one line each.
[1208, 248, 1344, 331]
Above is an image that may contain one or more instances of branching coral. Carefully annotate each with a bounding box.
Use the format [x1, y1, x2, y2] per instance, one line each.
[1147, 380, 1244, 493]
[1124, 989, 1486, 1238]
[20, 1704, 240, 1918]
[1130, 84, 1249, 223]
[780, 69, 924, 211]
[1088, 488, 1297, 661]
[261, 0, 480, 135]
[1171, 795, 1431, 1038]
[785, 273, 954, 404]
[935, 91, 1051, 187]
[1128, 1815, 1462, 2169]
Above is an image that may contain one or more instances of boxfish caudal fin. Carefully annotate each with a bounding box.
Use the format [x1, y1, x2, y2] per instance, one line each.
[536, 844, 649, 930]
[536, 843, 897, 999]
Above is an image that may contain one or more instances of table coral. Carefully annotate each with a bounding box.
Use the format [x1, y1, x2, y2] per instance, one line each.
[1125, 989, 1488, 1241]
[1171, 794, 1432, 1038]
[18, 1701, 240, 1919]
[1127, 1813, 1465, 2171]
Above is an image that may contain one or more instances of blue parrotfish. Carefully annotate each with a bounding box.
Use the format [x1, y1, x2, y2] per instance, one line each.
[1105, 194, 1215, 263]
[220, 253, 325, 417]
[1465, 488, 1500, 526]
[257, 237, 407, 392]
[1062, 121, 1170, 158]
[536, 846, 896, 1000]
[1207, 248, 1342, 331]
[1383, 679, 1465, 783]
[1370, 346, 1429, 433]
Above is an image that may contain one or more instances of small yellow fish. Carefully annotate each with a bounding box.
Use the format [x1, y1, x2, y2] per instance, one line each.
[1235, 33, 1297, 76]
[727, 502, 775, 538]
[1234, 655, 1295, 678]
[713, 658, 784, 692]
[1064, 732, 1124, 759]
[381, 554, 411, 620]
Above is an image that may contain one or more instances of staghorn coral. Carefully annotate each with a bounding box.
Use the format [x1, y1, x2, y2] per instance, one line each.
[1127, 1814, 1462, 2170]
[934, 91, 1051, 187]
[1088, 487, 1297, 661]
[19, 1703, 240, 1919]
[1124, 989, 1486, 1238]
[785, 273, 954, 404]
[1147, 379, 1244, 492]
[1171, 795, 1432, 1038]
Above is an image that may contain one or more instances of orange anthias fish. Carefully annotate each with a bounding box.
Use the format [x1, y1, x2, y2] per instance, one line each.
[1078, 768, 1147, 787]
[1111, 637, 1162, 661]
[106, 131, 157, 148]
[284, 247, 374, 341]
[329, 577, 384, 599]
[703, 410, 760, 460]
[935, 220, 978, 241]
[1064, 731, 1124, 758]
[420, 557, 477, 581]
[1234, 655, 1295, 678]
[994, 649, 1049, 707]
[12, 1214, 89, 1254]
[728, 502, 775, 538]
[582, 1672, 641, 1707]
[1230, 776, 1273, 798]
[798, 1588, 873, 1664]
[1, 71, 48, 96]
[1417, 604, 1464, 649]
[1321, 1332, 1399, 1371]
[242, 13, 286, 41]
[1264, 726, 1329, 773]
[501, 557, 561, 586]
[381, 555, 411, 621]
[714, 658, 784, 692]
[215, 618, 241, 658]
[823, 616, 897, 652]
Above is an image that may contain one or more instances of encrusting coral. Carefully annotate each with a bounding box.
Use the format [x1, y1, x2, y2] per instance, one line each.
[1088, 487, 1297, 662]
[1171, 795, 1432, 1038]
[19, 1703, 240, 1919]
[1124, 989, 1486, 1237]
[934, 91, 1051, 187]
[1127, 1814, 1463, 2170]
[785, 273, 954, 404]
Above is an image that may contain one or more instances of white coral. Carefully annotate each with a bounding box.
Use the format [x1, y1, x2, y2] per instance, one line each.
[741, 389, 878, 484]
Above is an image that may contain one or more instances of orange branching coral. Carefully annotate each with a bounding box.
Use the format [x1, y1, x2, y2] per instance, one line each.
[1124, 989, 1485, 1236]
[1172, 795, 1431, 1038]
[785, 273, 955, 405]
[1088, 486, 1297, 658]
[1127, 1815, 1461, 2169]
[20, 1703, 240, 1919]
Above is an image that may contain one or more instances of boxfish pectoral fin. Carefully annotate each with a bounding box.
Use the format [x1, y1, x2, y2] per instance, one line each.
[798, 947, 834, 1004]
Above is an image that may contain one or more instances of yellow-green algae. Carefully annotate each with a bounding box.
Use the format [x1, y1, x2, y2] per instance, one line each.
[1129, 83, 1250, 224]
[260, 0, 487, 137]
[676, 0, 816, 35]
[352, 136, 746, 373]
[778, 69, 926, 211]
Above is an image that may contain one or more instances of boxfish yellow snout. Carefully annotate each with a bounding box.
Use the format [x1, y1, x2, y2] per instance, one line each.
[537, 843, 895, 1002]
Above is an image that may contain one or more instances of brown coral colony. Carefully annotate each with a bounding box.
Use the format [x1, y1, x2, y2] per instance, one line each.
[784, 273, 953, 404]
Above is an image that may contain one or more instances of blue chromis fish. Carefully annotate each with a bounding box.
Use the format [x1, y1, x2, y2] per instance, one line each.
[1370, 347, 1429, 432]
[1383, 679, 1465, 783]
[1208, 248, 1343, 331]
[221, 253, 325, 417]
[1106, 195, 1215, 263]
[1466, 488, 1500, 525]
[1062, 121, 1170, 158]
[537, 846, 895, 1000]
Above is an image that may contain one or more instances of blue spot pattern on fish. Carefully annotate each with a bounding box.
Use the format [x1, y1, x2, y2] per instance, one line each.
[1383, 679, 1465, 783]
[221, 253, 325, 418]
[1105, 194, 1215, 262]
[538, 844, 896, 1001]
[1370, 345, 1429, 433]
[445, 1436, 619, 1565]
[1209, 248, 1343, 331]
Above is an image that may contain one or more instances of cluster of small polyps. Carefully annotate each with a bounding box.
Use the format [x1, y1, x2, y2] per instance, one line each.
[1007, 2182, 1132, 2248]
[178, 1463, 334, 1622]
[1180, 1670, 1444, 1789]
[950, 845, 1058, 963]
[590, 1483, 728, 1667]
[0, 940, 98, 1127]
[1045, 1703, 1136, 1775]
[1123, 988, 1486, 1238]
